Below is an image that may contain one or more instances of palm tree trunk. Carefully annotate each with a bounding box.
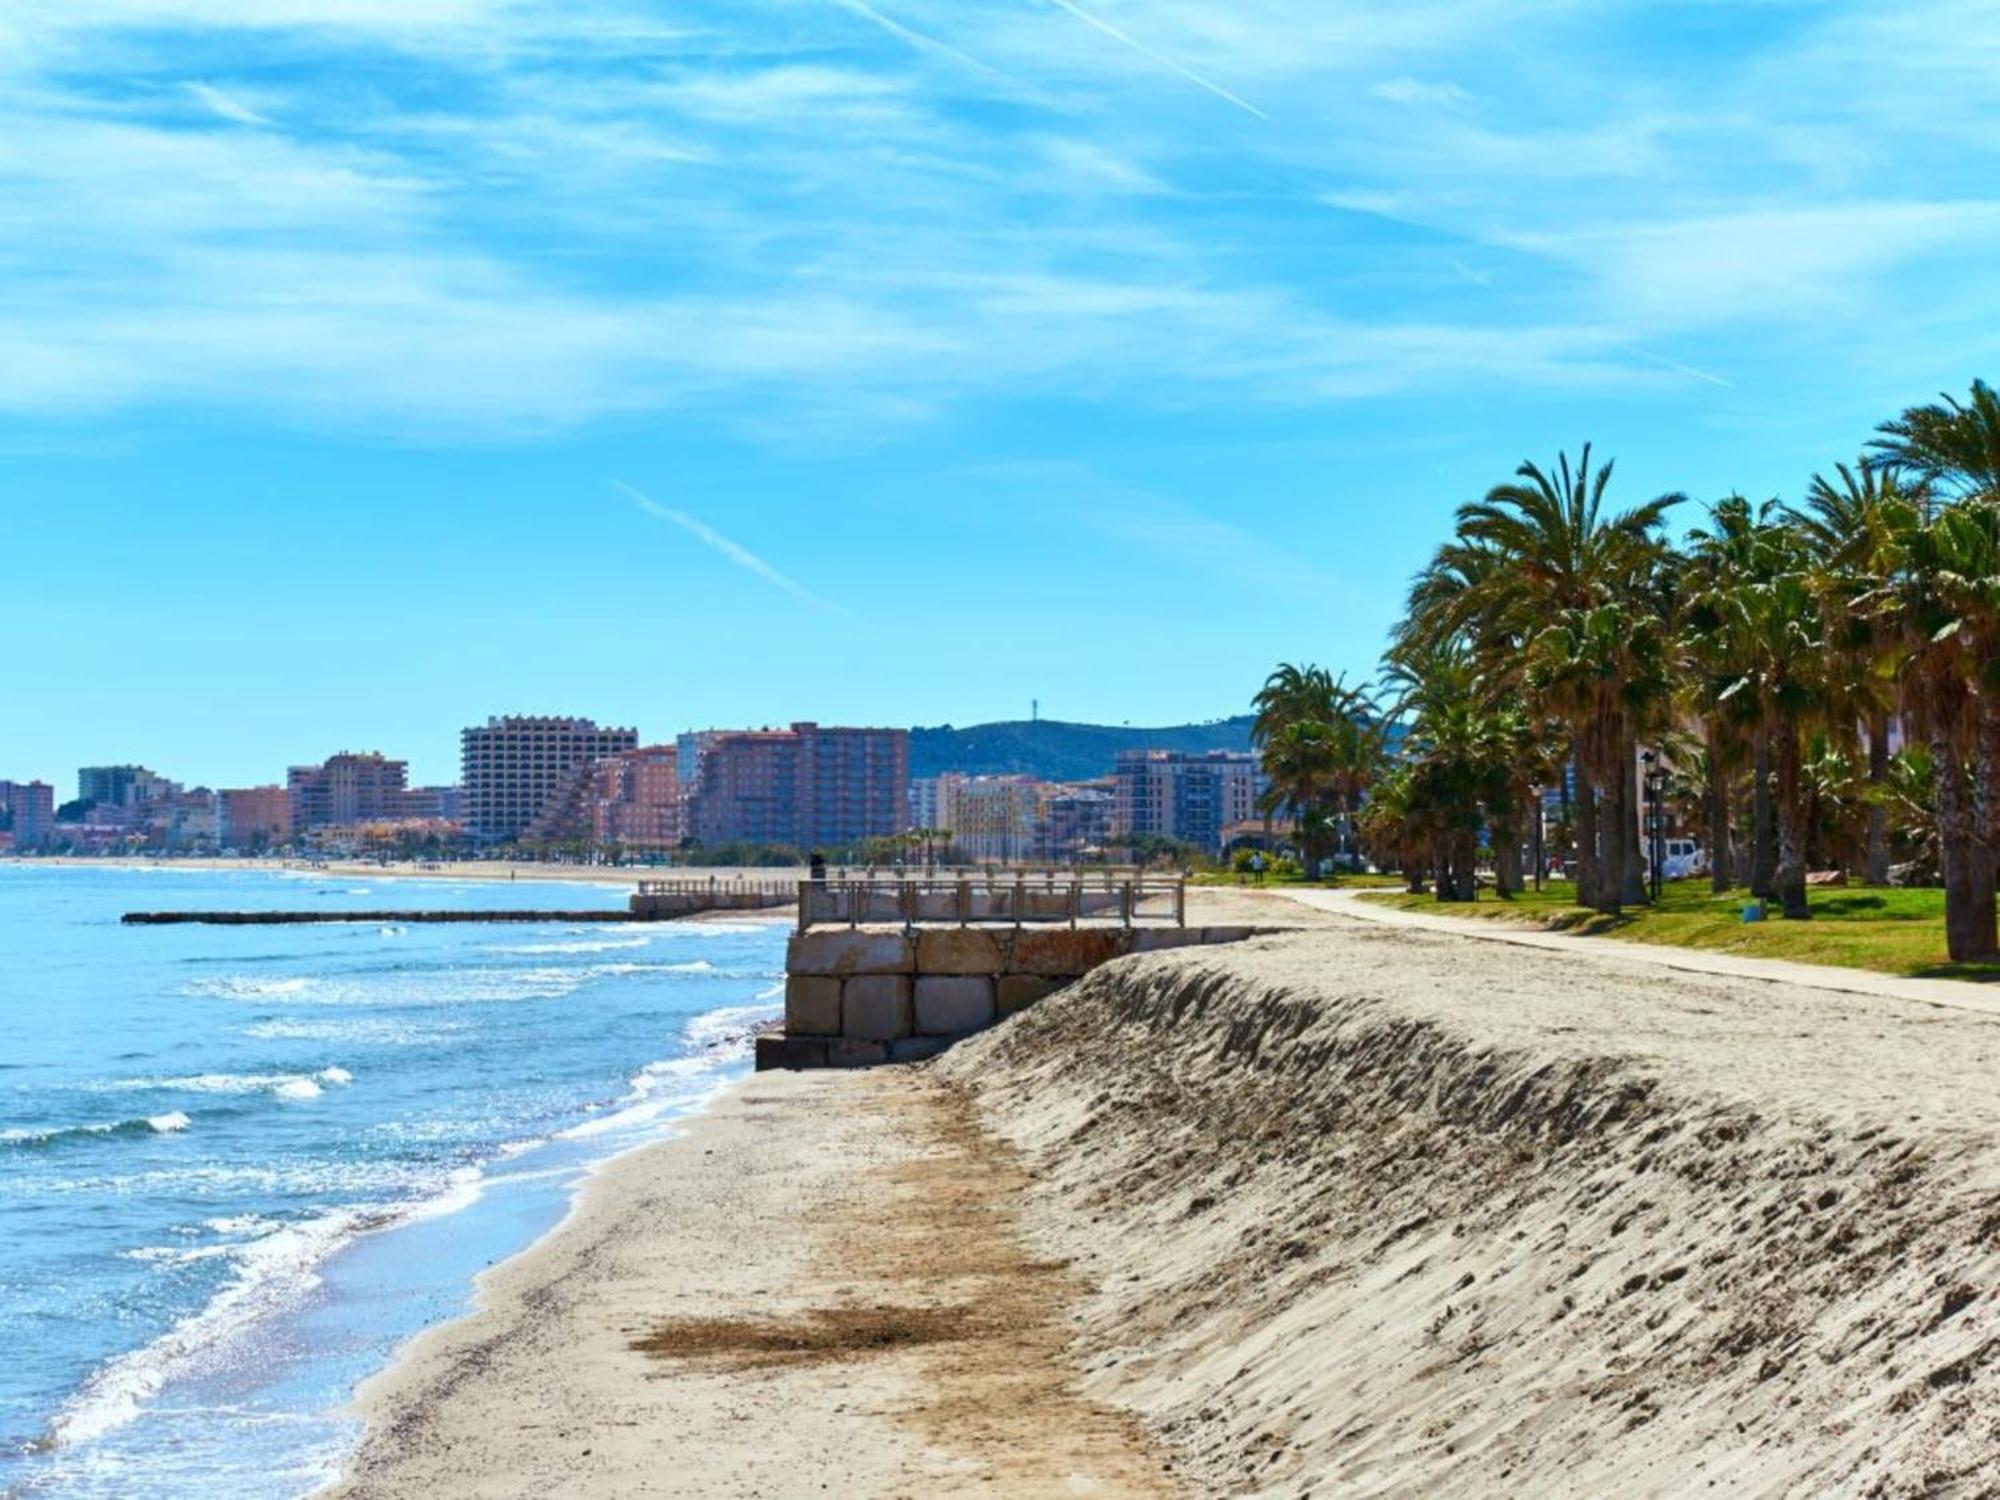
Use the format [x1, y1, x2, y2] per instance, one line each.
[1935, 726, 1997, 961]
[1750, 730, 1776, 899]
[1584, 780, 1600, 912]
[1491, 808, 1521, 897]
[1595, 751, 1624, 917]
[1705, 721, 1732, 893]
[1865, 710, 1891, 885]
[1773, 721, 1811, 919]
[1620, 733, 1648, 907]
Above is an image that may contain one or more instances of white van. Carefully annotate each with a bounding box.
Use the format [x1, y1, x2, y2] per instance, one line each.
[1660, 839, 1705, 880]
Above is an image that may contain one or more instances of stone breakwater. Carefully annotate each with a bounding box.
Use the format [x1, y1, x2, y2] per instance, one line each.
[757, 924, 1275, 1070]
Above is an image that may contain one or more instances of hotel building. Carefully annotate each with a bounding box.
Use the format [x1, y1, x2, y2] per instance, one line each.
[461, 716, 639, 843]
[523, 745, 682, 852]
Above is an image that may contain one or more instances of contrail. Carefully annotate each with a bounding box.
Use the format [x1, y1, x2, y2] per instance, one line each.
[1041, 0, 1268, 119]
[828, 0, 1018, 86]
[186, 82, 270, 126]
[614, 480, 849, 615]
[1624, 346, 1734, 389]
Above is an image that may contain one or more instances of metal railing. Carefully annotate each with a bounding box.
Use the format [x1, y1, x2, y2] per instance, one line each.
[798, 871, 1185, 931]
[636, 877, 799, 899]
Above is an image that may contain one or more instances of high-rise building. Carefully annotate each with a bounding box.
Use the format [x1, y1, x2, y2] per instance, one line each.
[77, 765, 177, 808]
[907, 775, 942, 831]
[523, 746, 682, 852]
[461, 716, 639, 843]
[685, 723, 907, 851]
[0, 780, 55, 850]
[288, 752, 426, 830]
[1113, 750, 1266, 852]
[219, 786, 293, 848]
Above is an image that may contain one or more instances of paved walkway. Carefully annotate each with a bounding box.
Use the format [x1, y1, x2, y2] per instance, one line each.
[1275, 886, 2000, 1021]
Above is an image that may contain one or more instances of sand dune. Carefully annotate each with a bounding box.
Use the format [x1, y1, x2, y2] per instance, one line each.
[938, 912, 2000, 1496]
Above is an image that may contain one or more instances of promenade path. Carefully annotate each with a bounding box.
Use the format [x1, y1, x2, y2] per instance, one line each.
[1274, 884, 2000, 1020]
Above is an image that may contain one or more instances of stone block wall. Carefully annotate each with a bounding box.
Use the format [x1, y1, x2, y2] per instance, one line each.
[756, 924, 1265, 1070]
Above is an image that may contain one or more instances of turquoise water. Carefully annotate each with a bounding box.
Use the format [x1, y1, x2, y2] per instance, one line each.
[0, 864, 786, 1498]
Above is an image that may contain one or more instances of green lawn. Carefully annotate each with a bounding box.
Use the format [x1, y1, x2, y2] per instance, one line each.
[1359, 879, 2000, 982]
[1190, 869, 1408, 891]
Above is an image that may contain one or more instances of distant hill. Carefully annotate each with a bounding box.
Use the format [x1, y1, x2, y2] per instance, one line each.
[908, 716, 1257, 783]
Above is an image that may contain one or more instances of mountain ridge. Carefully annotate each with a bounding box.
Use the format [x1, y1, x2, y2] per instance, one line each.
[908, 716, 1256, 783]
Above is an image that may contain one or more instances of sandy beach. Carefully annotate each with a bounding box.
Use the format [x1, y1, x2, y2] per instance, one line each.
[320, 892, 2000, 1497]
[323, 1071, 1180, 1499]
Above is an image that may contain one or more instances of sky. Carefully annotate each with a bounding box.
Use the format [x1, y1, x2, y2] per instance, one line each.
[2, 0, 1996, 788]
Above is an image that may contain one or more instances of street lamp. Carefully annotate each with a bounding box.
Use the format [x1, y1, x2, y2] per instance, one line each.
[1640, 750, 1667, 904]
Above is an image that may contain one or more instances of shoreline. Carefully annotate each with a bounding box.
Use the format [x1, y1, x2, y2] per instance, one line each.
[319, 1069, 1179, 1499]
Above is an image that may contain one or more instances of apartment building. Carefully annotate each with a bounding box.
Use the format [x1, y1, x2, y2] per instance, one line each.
[219, 785, 293, 848]
[461, 716, 639, 843]
[1035, 783, 1115, 862]
[1113, 749, 1267, 852]
[685, 723, 907, 851]
[523, 745, 682, 852]
[288, 752, 432, 830]
[935, 774, 1044, 863]
[0, 780, 55, 850]
[77, 765, 177, 808]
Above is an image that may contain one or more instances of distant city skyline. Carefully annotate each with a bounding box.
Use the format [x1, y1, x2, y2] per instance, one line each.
[15, 705, 1246, 796]
[4, 4, 1991, 792]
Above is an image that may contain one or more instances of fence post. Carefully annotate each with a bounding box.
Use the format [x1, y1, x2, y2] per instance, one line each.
[1120, 880, 1132, 928]
[1175, 877, 1186, 928]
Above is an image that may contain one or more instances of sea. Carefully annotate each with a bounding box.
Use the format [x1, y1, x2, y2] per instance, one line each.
[0, 862, 786, 1498]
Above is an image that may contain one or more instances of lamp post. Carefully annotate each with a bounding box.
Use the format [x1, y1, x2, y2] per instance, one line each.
[1641, 750, 1667, 905]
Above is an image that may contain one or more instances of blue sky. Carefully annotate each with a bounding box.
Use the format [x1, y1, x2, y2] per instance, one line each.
[3, 0, 1996, 788]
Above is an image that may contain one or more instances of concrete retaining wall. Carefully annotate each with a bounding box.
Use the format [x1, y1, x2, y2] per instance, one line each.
[756, 924, 1265, 1070]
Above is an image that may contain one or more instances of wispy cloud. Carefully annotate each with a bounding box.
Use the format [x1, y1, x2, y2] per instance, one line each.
[613, 480, 847, 614]
[1039, 0, 1268, 119]
[1370, 77, 1470, 111]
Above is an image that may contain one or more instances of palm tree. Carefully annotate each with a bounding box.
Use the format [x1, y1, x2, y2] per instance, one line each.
[1870, 493, 2000, 958]
[1717, 557, 1826, 918]
[1785, 462, 1913, 883]
[1869, 382, 2000, 960]
[1870, 379, 2000, 503]
[1450, 446, 1682, 913]
[1252, 663, 1381, 879]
